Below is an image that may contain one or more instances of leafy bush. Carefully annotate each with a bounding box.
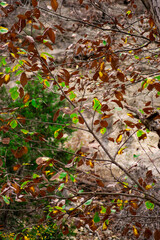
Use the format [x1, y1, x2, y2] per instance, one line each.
[0, 76, 75, 234]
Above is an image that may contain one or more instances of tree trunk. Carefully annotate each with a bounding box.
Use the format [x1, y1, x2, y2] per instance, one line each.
[141, 0, 160, 34]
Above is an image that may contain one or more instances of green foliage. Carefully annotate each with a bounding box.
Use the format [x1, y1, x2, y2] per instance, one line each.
[0, 79, 74, 172]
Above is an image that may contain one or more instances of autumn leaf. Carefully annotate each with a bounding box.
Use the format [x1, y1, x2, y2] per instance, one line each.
[51, 0, 58, 11]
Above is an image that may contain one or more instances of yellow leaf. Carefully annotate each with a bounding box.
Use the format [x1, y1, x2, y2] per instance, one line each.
[24, 237, 29, 240]
[127, 113, 133, 118]
[100, 62, 104, 71]
[11, 53, 16, 58]
[147, 78, 155, 84]
[103, 222, 107, 230]
[4, 74, 10, 82]
[145, 184, 152, 190]
[117, 199, 123, 207]
[65, 174, 68, 183]
[118, 147, 126, 154]
[116, 134, 122, 144]
[133, 226, 139, 237]
[99, 71, 103, 77]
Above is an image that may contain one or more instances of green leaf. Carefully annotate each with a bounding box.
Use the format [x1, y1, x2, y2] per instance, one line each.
[1, 57, 7, 65]
[84, 199, 92, 205]
[9, 86, 19, 100]
[101, 206, 106, 214]
[69, 91, 77, 101]
[59, 172, 67, 179]
[134, 55, 139, 59]
[33, 173, 40, 179]
[78, 189, 84, 193]
[154, 75, 160, 80]
[0, 26, 8, 33]
[44, 79, 50, 87]
[145, 201, 154, 210]
[70, 113, 78, 118]
[103, 40, 107, 46]
[0, 1, 8, 6]
[100, 127, 106, 134]
[10, 120, 18, 129]
[133, 154, 140, 158]
[70, 174, 76, 182]
[72, 117, 78, 124]
[41, 52, 54, 58]
[15, 70, 23, 76]
[21, 180, 31, 189]
[139, 109, 144, 114]
[93, 212, 100, 223]
[5, 67, 11, 73]
[31, 99, 38, 108]
[105, 219, 109, 225]
[2, 195, 10, 205]
[137, 130, 144, 137]
[21, 129, 29, 134]
[54, 206, 66, 213]
[58, 183, 64, 191]
[93, 98, 102, 114]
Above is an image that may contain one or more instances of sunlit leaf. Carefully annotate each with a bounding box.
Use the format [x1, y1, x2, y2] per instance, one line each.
[2, 196, 10, 205]
[21, 129, 29, 134]
[133, 226, 139, 237]
[116, 134, 122, 144]
[145, 201, 154, 210]
[93, 98, 102, 114]
[0, 26, 8, 33]
[10, 120, 18, 129]
[59, 172, 67, 179]
[51, 0, 58, 11]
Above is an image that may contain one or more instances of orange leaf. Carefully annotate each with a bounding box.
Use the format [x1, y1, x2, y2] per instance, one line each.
[51, 0, 58, 11]
[23, 93, 30, 103]
[32, 0, 37, 7]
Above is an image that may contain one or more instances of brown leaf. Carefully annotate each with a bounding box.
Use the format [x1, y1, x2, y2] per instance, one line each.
[96, 179, 105, 187]
[2, 138, 10, 144]
[149, 31, 155, 41]
[53, 109, 60, 122]
[129, 207, 136, 215]
[101, 114, 113, 119]
[117, 71, 125, 82]
[112, 99, 123, 108]
[94, 120, 100, 125]
[13, 164, 21, 171]
[144, 228, 152, 239]
[20, 72, 28, 87]
[111, 56, 119, 70]
[124, 120, 135, 128]
[100, 120, 108, 128]
[0, 159, 3, 167]
[154, 229, 160, 240]
[154, 83, 160, 92]
[19, 87, 24, 98]
[51, 0, 58, 11]
[46, 28, 55, 43]
[33, 8, 40, 19]
[56, 131, 63, 140]
[115, 91, 123, 101]
[78, 116, 84, 124]
[12, 146, 28, 158]
[17, 14, 27, 19]
[32, 0, 38, 7]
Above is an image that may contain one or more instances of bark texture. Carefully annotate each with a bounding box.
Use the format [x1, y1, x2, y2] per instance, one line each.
[141, 0, 160, 33]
